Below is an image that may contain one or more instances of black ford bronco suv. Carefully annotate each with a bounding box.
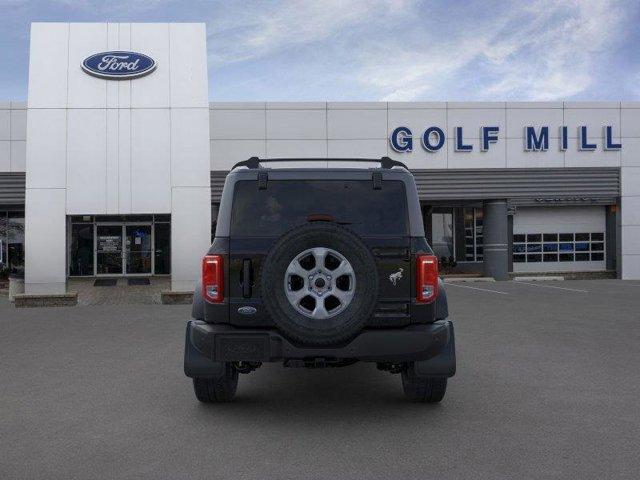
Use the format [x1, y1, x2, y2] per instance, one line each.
[184, 157, 455, 403]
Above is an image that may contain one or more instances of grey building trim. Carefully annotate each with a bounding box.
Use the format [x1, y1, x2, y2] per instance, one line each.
[0, 172, 26, 207]
[412, 167, 620, 203]
[212, 168, 620, 205]
[606, 206, 617, 272]
[211, 171, 226, 203]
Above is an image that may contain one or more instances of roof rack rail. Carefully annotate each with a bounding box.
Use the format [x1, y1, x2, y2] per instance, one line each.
[231, 157, 408, 170]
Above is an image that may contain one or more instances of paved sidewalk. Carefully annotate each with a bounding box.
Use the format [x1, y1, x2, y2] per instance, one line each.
[68, 277, 171, 306]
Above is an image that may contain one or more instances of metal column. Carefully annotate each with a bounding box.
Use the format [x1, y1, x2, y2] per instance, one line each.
[483, 200, 509, 280]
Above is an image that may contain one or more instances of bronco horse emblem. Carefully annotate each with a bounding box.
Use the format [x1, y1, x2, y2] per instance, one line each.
[389, 268, 404, 286]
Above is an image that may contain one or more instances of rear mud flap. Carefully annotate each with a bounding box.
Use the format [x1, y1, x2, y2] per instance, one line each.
[184, 321, 225, 378]
[413, 321, 456, 378]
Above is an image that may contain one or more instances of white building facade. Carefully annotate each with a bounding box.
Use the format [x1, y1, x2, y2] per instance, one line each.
[1, 22, 639, 294]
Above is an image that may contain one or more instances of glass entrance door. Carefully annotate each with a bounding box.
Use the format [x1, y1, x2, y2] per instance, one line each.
[125, 225, 152, 275]
[96, 225, 124, 275]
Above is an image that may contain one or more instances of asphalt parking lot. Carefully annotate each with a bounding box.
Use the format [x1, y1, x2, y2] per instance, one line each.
[1, 279, 639, 480]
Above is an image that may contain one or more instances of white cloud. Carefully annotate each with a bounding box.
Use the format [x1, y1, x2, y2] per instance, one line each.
[208, 0, 411, 66]
[207, 0, 630, 101]
[356, 0, 627, 101]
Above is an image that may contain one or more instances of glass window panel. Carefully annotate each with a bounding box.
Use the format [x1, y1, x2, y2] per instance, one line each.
[559, 253, 574, 262]
[96, 215, 125, 223]
[527, 244, 542, 253]
[463, 208, 475, 261]
[463, 208, 473, 227]
[575, 242, 589, 251]
[527, 234, 542, 242]
[474, 208, 483, 234]
[575, 253, 590, 261]
[513, 244, 526, 253]
[591, 233, 604, 241]
[527, 254, 542, 262]
[231, 180, 408, 236]
[543, 243, 558, 252]
[591, 252, 604, 261]
[431, 211, 454, 259]
[154, 223, 171, 274]
[513, 254, 526, 263]
[125, 226, 152, 275]
[559, 243, 573, 252]
[513, 234, 525, 243]
[7, 213, 25, 274]
[153, 214, 170, 223]
[575, 233, 589, 241]
[559, 233, 573, 241]
[96, 225, 123, 275]
[543, 233, 558, 241]
[70, 215, 94, 223]
[69, 224, 94, 276]
[543, 253, 558, 262]
[591, 242, 604, 251]
[0, 212, 7, 270]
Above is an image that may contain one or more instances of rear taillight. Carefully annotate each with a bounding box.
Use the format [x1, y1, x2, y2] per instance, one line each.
[416, 255, 439, 303]
[202, 255, 224, 303]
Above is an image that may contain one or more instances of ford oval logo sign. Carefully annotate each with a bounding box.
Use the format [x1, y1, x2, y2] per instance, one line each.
[82, 51, 156, 80]
[237, 306, 257, 316]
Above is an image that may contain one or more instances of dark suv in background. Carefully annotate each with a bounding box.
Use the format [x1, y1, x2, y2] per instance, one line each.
[184, 157, 456, 403]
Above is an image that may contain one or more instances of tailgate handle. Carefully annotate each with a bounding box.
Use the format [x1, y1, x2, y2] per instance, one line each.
[242, 259, 252, 298]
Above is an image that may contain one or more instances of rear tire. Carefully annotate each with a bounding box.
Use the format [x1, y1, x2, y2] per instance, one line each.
[401, 363, 447, 403]
[192, 363, 239, 403]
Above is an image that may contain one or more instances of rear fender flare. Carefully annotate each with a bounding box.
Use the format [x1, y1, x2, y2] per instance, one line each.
[435, 278, 448, 320]
[192, 280, 205, 320]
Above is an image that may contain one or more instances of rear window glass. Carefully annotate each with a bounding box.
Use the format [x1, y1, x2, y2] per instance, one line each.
[230, 180, 408, 236]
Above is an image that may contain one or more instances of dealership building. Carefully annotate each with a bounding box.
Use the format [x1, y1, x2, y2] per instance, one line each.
[1, 22, 640, 296]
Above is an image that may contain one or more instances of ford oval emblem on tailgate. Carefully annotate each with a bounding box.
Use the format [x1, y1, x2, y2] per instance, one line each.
[238, 306, 257, 315]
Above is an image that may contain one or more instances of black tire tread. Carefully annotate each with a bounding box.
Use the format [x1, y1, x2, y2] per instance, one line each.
[401, 364, 447, 403]
[192, 363, 239, 403]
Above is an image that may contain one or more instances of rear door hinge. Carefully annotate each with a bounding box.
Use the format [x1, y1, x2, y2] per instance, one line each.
[258, 172, 268, 190]
[372, 172, 382, 190]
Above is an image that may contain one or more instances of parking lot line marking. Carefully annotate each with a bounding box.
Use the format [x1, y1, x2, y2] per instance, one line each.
[443, 282, 509, 295]
[513, 281, 588, 293]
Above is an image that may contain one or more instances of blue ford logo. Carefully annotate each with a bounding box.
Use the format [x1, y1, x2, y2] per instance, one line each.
[82, 51, 156, 80]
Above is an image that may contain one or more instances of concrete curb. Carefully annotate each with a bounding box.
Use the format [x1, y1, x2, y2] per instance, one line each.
[514, 276, 565, 282]
[161, 291, 193, 305]
[443, 277, 496, 283]
[14, 292, 78, 308]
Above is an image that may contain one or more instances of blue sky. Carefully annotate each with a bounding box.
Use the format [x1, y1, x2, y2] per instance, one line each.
[1, 0, 639, 101]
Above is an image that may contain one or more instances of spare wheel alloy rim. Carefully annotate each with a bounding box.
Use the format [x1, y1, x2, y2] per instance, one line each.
[284, 247, 356, 320]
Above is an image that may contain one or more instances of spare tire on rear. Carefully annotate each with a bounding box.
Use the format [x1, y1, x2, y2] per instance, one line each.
[260, 222, 378, 346]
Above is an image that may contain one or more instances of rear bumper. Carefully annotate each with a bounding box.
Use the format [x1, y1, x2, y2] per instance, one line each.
[184, 320, 456, 378]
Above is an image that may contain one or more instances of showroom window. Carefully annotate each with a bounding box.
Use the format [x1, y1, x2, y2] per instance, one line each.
[513, 232, 605, 263]
[431, 208, 454, 260]
[68, 214, 171, 276]
[0, 211, 25, 275]
[463, 208, 484, 262]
